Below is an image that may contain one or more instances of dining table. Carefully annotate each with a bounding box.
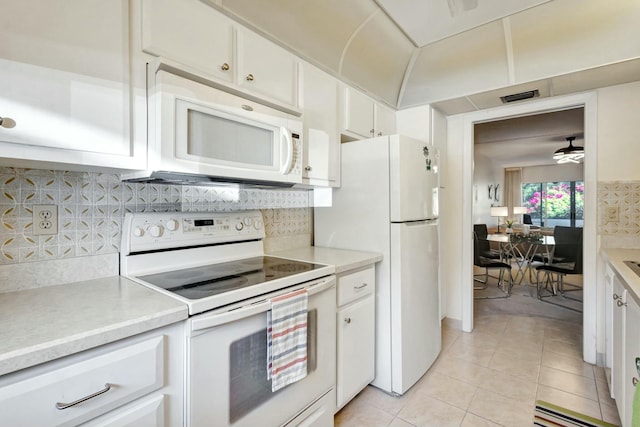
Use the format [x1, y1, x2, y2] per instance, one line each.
[487, 233, 555, 286]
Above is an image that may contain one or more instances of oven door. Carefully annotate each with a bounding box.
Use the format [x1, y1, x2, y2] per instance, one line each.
[186, 276, 336, 427]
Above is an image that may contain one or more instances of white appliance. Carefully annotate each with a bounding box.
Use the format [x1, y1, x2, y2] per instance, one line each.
[122, 68, 303, 187]
[120, 211, 336, 427]
[314, 134, 441, 395]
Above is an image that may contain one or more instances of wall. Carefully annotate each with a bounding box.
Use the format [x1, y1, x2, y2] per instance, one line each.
[0, 167, 313, 292]
[472, 151, 501, 227]
[597, 81, 640, 249]
[522, 164, 583, 183]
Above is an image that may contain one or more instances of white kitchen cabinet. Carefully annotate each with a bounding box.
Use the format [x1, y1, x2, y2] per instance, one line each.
[610, 270, 640, 427]
[612, 275, 626, 416]
[623, 293, 640, 427]
[0, 323, 184, 427]
[140, 0, 299, 111]
[0, 0, 147, 172]
[141, 0, 234, 84]
[300, 62, 340, 187]
[336, 266, 375, 410]
[81, 394, 165, 427]
[374, 103, 397, 138]
[236, 28, 299, 108]
[340, 86, 396, 140]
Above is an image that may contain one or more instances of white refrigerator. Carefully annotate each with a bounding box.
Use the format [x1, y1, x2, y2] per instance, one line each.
[314, 134, 441, 395]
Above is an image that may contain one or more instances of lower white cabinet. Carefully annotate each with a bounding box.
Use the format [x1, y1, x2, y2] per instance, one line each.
[0, 322, 184, 427]
[610, 270, 640, 427]
[623, 292, 640, 426]
[81, 394, 165, 427]
[336, 265, 375, 410]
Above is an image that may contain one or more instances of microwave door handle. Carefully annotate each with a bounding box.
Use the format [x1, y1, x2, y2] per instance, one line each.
[280, 127, 294, 174]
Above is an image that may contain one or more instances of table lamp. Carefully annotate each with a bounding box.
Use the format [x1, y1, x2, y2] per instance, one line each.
[490, 206, 508, 233]
[513, 206, 528, 221]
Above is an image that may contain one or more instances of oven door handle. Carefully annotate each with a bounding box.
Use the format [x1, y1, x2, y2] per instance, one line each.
[190, 276, 336, 331]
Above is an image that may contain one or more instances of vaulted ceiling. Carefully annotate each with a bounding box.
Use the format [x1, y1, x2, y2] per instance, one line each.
[207, 0, 640, 114]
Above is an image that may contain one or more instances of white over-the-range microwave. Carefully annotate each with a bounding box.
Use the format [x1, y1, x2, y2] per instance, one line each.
[123, 69, 303, 187]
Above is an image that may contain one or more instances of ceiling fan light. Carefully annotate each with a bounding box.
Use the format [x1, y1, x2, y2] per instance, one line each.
[553, 136, 584, 163]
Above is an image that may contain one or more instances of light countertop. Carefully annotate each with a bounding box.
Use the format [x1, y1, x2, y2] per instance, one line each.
[601, 248, 640, 305]
[268, 246, 382, 274]
[0, 277, 188, 377]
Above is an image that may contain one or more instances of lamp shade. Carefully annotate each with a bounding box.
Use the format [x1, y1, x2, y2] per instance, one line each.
[513, 206, 528, 215]
[490, 206, 508, 217]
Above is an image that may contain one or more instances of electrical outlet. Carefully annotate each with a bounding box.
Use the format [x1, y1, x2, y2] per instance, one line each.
[33, 204, 58, 235]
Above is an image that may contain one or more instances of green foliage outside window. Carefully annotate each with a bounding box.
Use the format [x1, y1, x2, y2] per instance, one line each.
[522, 181, 584, 226]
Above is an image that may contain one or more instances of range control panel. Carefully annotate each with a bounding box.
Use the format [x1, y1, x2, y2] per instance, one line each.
[122, 210, 264, 253]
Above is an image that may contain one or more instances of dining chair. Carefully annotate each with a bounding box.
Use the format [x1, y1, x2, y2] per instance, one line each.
[473, 224, 502, 261]
[535, 237, 583, 312]
[473, 231, 513, 299]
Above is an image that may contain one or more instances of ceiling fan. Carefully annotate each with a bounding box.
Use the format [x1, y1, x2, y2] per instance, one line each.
[553, 136, 584, 164]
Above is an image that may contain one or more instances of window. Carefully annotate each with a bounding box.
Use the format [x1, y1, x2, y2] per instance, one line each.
[522, 181, 584, 227]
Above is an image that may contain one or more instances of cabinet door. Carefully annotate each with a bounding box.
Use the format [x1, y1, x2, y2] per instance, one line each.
[342, 87, 375, 139]
[236, 28, 299, 107]
[0, 0, 145, 171]
[336, 295, 375, 409]
[301, 63, 339, 185]
[80, 394, 165, 427]
[374, 103, 397, 137]
[612, 277, 627, 423]
[141, 0, 234, 83]
[624, 294, 640, 427]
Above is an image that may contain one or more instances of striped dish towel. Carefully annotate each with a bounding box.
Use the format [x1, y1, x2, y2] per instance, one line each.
[267, 288, 308, 392]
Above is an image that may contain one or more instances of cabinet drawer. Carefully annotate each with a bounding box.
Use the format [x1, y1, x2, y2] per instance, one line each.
[0, 336, 165, 427]
[80, 394, 165, 427]
[337, 266, 375, 306]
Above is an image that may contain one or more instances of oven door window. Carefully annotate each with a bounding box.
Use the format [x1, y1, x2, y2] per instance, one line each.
[229, 310, 317, 423]
[187, 284, 335, 427]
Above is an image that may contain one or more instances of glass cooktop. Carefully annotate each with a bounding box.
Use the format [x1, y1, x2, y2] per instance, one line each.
[137, 256, 324, 300]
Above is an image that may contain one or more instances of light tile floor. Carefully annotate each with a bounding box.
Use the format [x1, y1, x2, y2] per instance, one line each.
[334, 280, 621, 427]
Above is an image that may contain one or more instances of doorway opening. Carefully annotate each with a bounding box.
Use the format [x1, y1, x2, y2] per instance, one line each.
[473, 107, 585, 319]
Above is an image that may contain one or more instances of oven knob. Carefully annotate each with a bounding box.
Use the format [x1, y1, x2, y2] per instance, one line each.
[133, 226, 144, 237]
[150, 224, 164, 238]
[254, 220, 263, 230]
[243, 217, 252, 226]
[235, 222, 244, 231]
[166, 219, 178, 231]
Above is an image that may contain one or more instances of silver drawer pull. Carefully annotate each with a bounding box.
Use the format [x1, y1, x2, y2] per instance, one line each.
[56, 383, 112, 410]
[354, 283, 368, 290]
[617, 299, 628, 307]
[634, 377, 639, 387]
[613, 293, 621, 300]
[344, 317, 352, 324]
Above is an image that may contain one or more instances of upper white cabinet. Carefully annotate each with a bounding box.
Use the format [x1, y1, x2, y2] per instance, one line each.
[236, 29, 299, 107]
[141, 0, 234, 84]
[300, 62, 340, 187]
[374, 103, 397, 138]
[0, 0, 147, 172]
[141, 0, 300, 111]
[340, 86, 396, 140]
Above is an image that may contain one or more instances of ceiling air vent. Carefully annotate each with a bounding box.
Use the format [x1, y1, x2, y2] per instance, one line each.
[500, 89, 540, 104]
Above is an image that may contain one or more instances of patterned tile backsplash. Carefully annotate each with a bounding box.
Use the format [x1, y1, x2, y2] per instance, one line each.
[598, 182, 640, 235]
[0, 167, 313, 265]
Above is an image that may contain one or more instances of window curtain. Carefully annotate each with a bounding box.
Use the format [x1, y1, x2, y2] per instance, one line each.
[503, 168, 522, 218]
